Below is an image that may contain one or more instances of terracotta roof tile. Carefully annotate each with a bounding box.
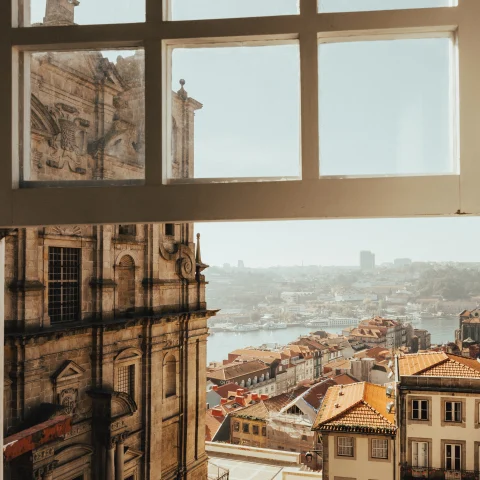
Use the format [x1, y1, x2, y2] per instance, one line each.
[205, 409, 225, 441]
[332, 373, 359, 385]
[207, 360, 268, 381]
[398, 352, 480, 378]
[313, 382, 396, 434]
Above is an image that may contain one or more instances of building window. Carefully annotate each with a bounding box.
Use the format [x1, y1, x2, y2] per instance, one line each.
[412, 441, 428, 468]
[165, 223, 175, 236]
[262, 426, 267, 436]
[445, 401, 462, 423]
[445, 444, 461, 471]
[301, 435, 307, 441]
[117, 255, 136, 313]
[119, 225, 136, 236]
[371, 439, 388, 459]
[242, 423, 250, 433]
[337, 437, 354, 457]
[48, 247, 80, 323]
[253, 425, 259, 435]
[164, 354, 177, 398]
[412, 399, 428, 420]
[117, 364, 135, 398]
[233, 422, 240, 432]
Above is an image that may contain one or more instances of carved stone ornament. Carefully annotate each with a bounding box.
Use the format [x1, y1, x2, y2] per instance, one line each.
[176, 245, 196, 281]
[47, 226, 84, 237]
[33, 446, 55, 463]
[59, 388, 78, 415]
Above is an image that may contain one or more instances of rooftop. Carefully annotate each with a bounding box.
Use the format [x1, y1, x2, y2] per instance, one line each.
[312, 382, 396, 434]
[207, 360, 268, 381]
[397, 352, 480, 378]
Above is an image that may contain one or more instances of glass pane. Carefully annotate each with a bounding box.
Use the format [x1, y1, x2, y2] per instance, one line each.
[319, 38, 454, 177]
[319, 0, 453, 13]
[25, 49, 145, 183]
[170, 44, 300, 180]
[28, 0, 144, 26]
[170, 0, 298, 20]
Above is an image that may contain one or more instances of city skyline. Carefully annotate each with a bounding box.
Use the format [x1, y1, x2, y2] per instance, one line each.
[198, 217, 480, 267]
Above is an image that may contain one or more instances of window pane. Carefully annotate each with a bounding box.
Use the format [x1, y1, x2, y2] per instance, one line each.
[170, 44, 300, 180]
[319, 37, 454, 177]
[28, 0, 145, 26]
[25, 49, 145, 184]
[319, 0, 453, 13]
[170, 0, 298, 20]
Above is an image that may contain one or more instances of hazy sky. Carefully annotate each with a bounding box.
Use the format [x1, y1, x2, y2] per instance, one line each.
[30, 0, 469, 267]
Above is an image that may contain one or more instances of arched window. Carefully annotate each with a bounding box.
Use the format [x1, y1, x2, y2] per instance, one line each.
[253, 376, 258, 384]
[117, 255, 135, 313]
[164, 354, 177, 398]
[240, 380, 245, 387]
[266, 372, 270, 380]
[260, 374, 265, 382]
[247, 378, 252, 387]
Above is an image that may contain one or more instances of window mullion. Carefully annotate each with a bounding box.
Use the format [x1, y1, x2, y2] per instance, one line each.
[145, 39, 166, 186]
[299, 0, 320, 180]
[458, 1, 480, 214]
[146, 0, 165, 23]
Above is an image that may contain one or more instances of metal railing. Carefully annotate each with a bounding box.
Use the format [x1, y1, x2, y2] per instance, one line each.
[401, 465, 480, 480]
[208, 462, 229, 480]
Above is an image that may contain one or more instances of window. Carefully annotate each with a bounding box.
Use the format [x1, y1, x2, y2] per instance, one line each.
[337, 437, 354, 457]
[412, 441, 428, 468]
[165, 223, 175, 236]
[301, 435, 308, 441]
[164, 354, 177, 398]
[233, 422, 240, 432]
[117, 255, 136, 313]
[412, 400, 429, 420]
[445, 401, 462, 422]
[262, 426, 267, 437]
[119, 225, 136, 236]
[445, 444, 461, 471]
[242, 423, 249, 434]
[371, 439, 388, 459]
[48, 247, 80, 323]
[319, 0, 452, 13]
[252, 425, 259, 435]
[117, 364, 135, 398]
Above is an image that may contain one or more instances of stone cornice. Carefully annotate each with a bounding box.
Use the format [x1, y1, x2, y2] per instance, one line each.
[9, 280, 45, 293]
[5, 310, 215, 344]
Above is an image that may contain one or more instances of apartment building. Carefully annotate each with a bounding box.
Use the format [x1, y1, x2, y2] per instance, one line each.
[312, 382, 398, 480]
[397, 352, 480, 479]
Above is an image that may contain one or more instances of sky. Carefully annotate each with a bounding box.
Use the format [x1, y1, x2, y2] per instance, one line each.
[29, 0, 473, 267]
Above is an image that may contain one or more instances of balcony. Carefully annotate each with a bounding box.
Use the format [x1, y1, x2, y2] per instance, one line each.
[401, 466, 480, 480]
[208, 462, 229, 480]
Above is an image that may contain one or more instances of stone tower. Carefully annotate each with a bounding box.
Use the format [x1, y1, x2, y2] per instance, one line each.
[44, 0, 80, 26]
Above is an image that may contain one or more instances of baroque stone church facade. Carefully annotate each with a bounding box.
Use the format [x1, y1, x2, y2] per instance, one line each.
[4, 1, 211, 479]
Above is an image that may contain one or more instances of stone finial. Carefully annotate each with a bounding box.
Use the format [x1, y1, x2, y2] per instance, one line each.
[196, 233, 208, 272]
[178, 79, 188, 100]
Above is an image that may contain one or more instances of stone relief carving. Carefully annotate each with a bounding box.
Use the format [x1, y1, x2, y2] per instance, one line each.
[59, 388, 78, 415]
[33, 446, 55, 463]
[176, 245, 196, 281]
[44, 103, 88, 175]
[46, 226, 84, 236]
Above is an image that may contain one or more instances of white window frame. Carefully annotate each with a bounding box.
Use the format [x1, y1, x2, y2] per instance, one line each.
[445, 443, 461, 471]
[412, 441, 428, 468]
[371, 438, 388, 459]
[412, 399, 429, 420]
[445, 400, 462, 422]
[337, 436, 354, 457]
[0, 1, 478, 227]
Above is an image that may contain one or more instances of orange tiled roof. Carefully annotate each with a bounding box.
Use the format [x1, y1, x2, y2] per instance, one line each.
[312, 382, 396, 434]
[205, 409, 225, 441]
[398, 352, 480, 378]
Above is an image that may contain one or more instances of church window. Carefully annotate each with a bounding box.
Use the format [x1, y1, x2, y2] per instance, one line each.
[119, 225, 136, 236]
[164, 354, 177, 398]
[117, 255, 136, 313]
[117, 364, 135, 398]
[48, 247, 80, 323]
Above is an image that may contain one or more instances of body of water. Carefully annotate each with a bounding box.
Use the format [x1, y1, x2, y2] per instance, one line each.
[207, 317, 459, 364]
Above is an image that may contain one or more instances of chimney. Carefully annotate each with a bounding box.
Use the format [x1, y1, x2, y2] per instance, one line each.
[260, 394, 269, 400]
[212, 408, 223, 417]
[251, 393, 259, 401]
[236, 388, 245, 396]
[221, 398, 228, 405]
[235, 396, 245, 405]
[212, 385, 219, 391]
[44, 0, 79, 26]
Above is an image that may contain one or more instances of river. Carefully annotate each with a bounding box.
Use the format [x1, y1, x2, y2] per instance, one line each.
[206, 317, 459, 364]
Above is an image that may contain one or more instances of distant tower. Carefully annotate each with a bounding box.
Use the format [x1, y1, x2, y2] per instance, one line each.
[44, 0, 80, 26]
[238, 260, 245, 269]
[360, 251, 375, 271]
